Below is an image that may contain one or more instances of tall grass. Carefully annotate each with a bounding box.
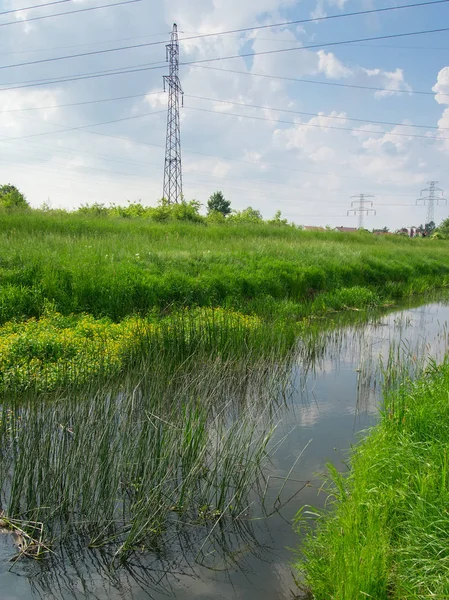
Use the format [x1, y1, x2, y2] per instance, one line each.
[0, 211, 448, 323]
[0, 346, 293, 561]
[295, 346, 449, 598]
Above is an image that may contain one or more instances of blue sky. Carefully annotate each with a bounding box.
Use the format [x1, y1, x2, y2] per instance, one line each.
[0, 0, 448, 229]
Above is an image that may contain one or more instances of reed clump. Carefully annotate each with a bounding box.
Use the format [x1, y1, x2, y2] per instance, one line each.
[295, 357, 449, 599]
[0, 340, 293, 561]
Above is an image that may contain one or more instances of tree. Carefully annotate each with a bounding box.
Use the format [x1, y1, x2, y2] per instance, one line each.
[228, 206, 263, 223]
[267, 210, 288, 225]
[0, 184, 29, 210]
[425, 221, 436, 235]
[207, 191, 231, 216]
[435, 217, 449, 239]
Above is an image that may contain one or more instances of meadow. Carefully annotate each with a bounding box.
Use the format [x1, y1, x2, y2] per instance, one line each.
[1, 209, 449, 327]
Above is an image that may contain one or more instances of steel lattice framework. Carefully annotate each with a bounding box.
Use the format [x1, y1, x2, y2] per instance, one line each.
[416, 181, 447, 225]
[347, 194, 376, 229]
[163, 23, 183, 204]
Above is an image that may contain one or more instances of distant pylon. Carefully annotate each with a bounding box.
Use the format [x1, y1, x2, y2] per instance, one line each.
[163, 23, 183, 204]
[347, 194, 376, 229]
[416, 181, 447, 224]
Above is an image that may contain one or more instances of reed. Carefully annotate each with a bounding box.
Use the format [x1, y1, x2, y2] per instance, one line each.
[0, 342, 293, 562]
[295, 345, 449, 598]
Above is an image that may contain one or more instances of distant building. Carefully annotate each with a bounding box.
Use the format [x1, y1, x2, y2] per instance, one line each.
[334, 226, 358, 233]
[303, 226, 326, 232]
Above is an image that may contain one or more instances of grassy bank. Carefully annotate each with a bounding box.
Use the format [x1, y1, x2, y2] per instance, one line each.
[295, 359, 449, 599]
[1, 211, 449, 324]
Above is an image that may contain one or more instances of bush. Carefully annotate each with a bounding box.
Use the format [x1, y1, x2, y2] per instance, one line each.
[0, 184, 29, 210]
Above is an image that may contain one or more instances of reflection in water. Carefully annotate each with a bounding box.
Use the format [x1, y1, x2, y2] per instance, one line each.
[2, 299, 449, 600]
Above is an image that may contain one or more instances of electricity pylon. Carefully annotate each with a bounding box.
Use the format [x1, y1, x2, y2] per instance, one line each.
[347, 194, 376, 229]
[163, 23, 183, 204]
[416, 181, 447, 225]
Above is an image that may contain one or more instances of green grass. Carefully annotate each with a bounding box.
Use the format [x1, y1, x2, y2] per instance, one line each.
[1, 210, 448, 323]
[295, 358, 449, 599]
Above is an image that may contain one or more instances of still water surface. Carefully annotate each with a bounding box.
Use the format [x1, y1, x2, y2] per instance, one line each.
[2, 299, 449, 599]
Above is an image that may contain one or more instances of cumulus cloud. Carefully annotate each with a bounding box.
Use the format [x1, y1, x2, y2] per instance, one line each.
[310, 0, 327, 20]
[317, 50, 353, 79]
[433, 67, 449, 105]
[363, 68, 413, 98]
[431, 67, 449, 152]
[310, 0, 349, 18]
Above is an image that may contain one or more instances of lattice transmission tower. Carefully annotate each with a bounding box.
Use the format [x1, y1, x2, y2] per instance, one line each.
[416, 181, 447, 224]
[347, 194, 376, 229]
[163, 23, 183, 204]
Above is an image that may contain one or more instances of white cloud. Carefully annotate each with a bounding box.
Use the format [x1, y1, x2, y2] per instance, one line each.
[311, 0, 350, 18]
[0, 89, 63, 137]
[433, 67, 449, 105]
[432, 68, 449, 153]
[363, 68, 413, 98]
[317, 50, 353, 79]
[436, 107, 449, 151]
[311, 0, 327, 20]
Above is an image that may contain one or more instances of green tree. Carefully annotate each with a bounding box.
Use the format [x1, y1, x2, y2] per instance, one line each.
[207, 191, 231, 216]
[267, 210, 288, 225]
[0, 184, 29, 210]
[77, 202, 109, 217]
[425, 221, 436, 235]
[436, 217, 449, 239]
[228, 207, 263, 223]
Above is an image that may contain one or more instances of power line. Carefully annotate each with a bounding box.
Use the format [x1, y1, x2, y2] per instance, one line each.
[192, 64, 449, 99]
[0, 0, 142, 28]
[184, 105, 449, 142]
[0, 91, 162, 113]
[179, 26, 449, 69]
[0, 53, 447, 102]
[1, 105, 432, 186]
[0, 0, 70, 16]
[2, 32, 170, 57]
[0, 62, 165, 92]
[2, 144, 417, 213]
[0, 58, 446, 103]
[3, 126, 422, 198]
[0, 110, 166, 143]
[0, 60, 164, 89]
[8, 84, 442, 136]
[195, 31, 449, 53]
[185, 94, 449, 131]
[174, 0, 449, 42]
[2, 23, 449, 72]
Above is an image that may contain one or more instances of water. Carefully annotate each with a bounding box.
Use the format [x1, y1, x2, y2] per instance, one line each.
[2, 300, 449, 599]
